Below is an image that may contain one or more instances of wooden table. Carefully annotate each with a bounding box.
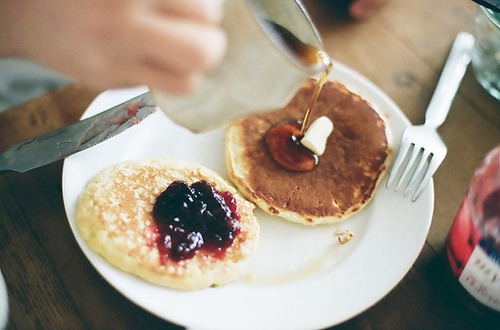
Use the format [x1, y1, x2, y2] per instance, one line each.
[1, 0, 499, 329]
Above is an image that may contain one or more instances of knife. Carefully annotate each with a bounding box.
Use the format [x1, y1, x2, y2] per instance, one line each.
[0, 92, 157, 173]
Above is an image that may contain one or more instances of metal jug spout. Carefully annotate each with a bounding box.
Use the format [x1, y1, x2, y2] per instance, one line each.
[153, 0, 328, 133]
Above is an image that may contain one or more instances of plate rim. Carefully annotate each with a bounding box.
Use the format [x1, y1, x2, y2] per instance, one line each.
[0, 268, 8, 329]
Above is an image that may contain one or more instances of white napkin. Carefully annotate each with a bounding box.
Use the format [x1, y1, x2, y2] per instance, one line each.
[0, 58, 69, 112]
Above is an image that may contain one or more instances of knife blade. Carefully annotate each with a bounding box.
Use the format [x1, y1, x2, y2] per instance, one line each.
[0, 92, 157, 173]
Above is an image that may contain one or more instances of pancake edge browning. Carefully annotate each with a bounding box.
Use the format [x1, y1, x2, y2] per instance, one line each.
[76, 158, 259, 290]
[225, 80, 392, 225]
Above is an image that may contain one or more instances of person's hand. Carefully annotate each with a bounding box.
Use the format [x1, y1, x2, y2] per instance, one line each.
[349, 0, 389, 20]
[0, 0, 227, 95]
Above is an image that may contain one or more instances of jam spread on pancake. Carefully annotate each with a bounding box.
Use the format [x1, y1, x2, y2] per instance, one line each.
[152, 180, 241, 263]
[265, 119, 318, 171]
[263, 24, 333, 171]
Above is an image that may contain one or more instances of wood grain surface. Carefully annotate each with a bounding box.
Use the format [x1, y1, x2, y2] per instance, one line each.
[1, 0, 499, 329]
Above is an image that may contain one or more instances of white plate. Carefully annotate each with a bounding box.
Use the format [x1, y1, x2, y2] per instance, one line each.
[62, 62, 433, 330]
[0, 268, 8, 329]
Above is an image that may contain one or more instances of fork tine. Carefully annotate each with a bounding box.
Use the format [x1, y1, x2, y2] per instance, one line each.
[411, 149, 447, 201]
[386, 140, 412, 188]
[405, 149, 432, 197]
[396, 144, 421, 191]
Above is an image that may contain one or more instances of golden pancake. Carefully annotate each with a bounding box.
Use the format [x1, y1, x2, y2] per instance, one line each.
[76, 158, 259, 290]
[226, 79, 391, 225]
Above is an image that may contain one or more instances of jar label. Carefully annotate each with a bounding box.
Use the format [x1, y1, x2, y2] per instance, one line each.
[459, 245, 500, 311]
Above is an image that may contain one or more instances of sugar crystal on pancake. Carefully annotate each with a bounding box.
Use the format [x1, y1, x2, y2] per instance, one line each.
[225, 79, 391, 225]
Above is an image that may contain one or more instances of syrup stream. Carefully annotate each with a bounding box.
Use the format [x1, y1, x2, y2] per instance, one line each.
[267, 21, 333, 135]
[265, 22, 334, 171]
[300, 52, 333, 135]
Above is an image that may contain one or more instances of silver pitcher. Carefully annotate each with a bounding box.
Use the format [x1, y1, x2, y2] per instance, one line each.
[153, 0, 328, 133]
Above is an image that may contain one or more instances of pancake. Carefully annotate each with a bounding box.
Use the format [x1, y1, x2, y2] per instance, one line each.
[76, 158, 259, 290]
[225, 79, 391, 225]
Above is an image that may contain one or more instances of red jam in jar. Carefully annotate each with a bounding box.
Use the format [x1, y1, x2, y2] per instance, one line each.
[152, 180, 241, 263]
[446, 145, 500, 317]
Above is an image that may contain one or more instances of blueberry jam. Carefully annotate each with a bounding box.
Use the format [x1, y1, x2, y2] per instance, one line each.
[152, 180, 241, 263]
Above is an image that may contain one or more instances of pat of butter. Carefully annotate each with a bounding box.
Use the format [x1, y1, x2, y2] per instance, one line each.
[301, 116, 334, 156]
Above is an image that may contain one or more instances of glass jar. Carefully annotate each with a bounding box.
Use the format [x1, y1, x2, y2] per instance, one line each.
[446, 145, 500, 317]
[471, 6, 500, 100]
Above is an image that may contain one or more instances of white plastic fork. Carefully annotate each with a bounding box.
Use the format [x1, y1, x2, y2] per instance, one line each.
[386, 32, 475, 201]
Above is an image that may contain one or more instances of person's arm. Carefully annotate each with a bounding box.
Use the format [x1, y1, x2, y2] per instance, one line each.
[349, 0, 389, 20]
[0, 0, 227, 95]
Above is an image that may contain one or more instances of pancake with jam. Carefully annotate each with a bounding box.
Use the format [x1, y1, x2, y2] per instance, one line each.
[225, 79, 391, 225]
[76, 158, 259, 290]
